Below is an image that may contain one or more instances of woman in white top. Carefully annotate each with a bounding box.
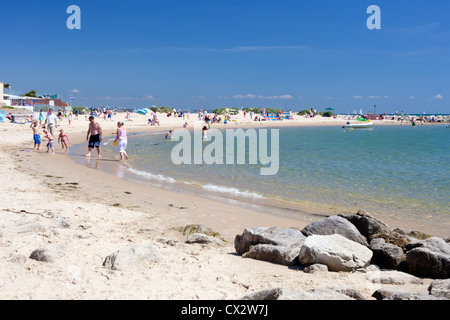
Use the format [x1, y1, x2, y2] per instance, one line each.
[114, 122, 128, 160]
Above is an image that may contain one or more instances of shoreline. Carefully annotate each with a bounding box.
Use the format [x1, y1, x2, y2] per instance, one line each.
[67, 117, 448, 238]
[0, 112, 445, 300]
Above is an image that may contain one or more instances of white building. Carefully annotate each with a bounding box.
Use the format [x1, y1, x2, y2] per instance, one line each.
[0, 82, 5, 107]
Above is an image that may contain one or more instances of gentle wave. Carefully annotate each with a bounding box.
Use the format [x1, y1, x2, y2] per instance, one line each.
[202, 184, 265, 199]
[127, 167, 176, 183]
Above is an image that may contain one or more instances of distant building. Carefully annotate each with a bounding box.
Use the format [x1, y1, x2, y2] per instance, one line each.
[3, 94, 68, 112]
[0, 82, 5, 107]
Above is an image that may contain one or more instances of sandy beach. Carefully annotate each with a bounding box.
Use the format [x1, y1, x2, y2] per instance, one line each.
[0, 112, 441, 300]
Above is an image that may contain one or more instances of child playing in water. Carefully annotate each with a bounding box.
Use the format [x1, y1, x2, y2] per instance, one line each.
[165, 130, 173, 140]
[58, 129, 69, 153]
[30, 121, 41, 150]
[114, 122, 128, 160]
[43, 129, 55, 154]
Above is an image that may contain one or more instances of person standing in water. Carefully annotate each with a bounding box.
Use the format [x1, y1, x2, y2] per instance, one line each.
[86, 116, 103, 158]
[114, 121, 128, 160]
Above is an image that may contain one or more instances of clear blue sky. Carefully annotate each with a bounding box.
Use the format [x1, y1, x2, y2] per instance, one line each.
[2, 0, 450, 114]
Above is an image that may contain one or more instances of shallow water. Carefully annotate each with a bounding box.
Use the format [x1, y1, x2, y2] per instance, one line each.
[71, 124, 450, 236]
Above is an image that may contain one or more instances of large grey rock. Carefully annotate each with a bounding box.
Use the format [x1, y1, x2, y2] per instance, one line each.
[234, 227, 306, 266]
[372, 289, 439, 300]
[103, 244, 160, 271]
[241, 288, 355, 300]
[406, 237, 450, 255]
[428, 279, 450, 299]
[298, 234, 373, 272]
[405, 247, 450, 279]
[370, 238, 405, 270]
[301, 215, 368, 246]
[365, 270, 423, 285]
[341, 210, 413, 250]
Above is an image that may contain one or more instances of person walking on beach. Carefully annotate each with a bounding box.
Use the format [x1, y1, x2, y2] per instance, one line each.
[30, 120, 41, 150]
[67, 111, 73, 125]
[38, 109, 44, 126]
[44, 108, 57, 136]
[114, 121, 128, 160]
[43, 129, 55, 154]
[58, 129, 70, 153]
[86, 116, 103, 158]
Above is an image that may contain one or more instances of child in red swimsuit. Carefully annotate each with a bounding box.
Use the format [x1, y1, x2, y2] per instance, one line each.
[58, 129, 70, 153]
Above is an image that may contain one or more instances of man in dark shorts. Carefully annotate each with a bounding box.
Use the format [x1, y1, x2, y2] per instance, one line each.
[86, 116, 103, 158]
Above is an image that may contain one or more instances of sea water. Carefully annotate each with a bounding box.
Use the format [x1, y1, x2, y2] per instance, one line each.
[72, 124, 450, 236]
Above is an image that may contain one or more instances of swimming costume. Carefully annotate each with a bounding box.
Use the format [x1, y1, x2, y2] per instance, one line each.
[88, 134, 101, 148]
[34, 134, 41, 144]
[47, 139, 54, 150]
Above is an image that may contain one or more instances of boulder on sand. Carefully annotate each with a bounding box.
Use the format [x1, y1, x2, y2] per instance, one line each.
[298, 234, 373, 272]
[234, 227, 306, 266]
[301, 215, 368, 246]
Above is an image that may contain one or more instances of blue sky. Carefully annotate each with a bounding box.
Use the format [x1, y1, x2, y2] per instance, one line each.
[2, 0, 450, 114]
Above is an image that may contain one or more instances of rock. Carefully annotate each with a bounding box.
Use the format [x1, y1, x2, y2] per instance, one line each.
[326, 287, 366, 300]
[301, 215, 368, 246]
[176, 224, 221, 238]
[298, 234, 373, 272]
[365, 270, 423, 285]
[405, 248, 450, 279]
[103, 244, 160, 271]
[156, 237, 180, 247]
[372, 289, 438, 300]
[370, 238, 405, 270]
[341, 210, 413, 250]
[52, 215, 70, 229]
[241, 288, 355, 300]
[303, 263, 328, 274]
[29, 244, 66, 263]
[428, 279, 450, 299]
[393, 228, 432, 240]
[406, 237, 450, 255]
[186, 233, 225, 246]
[234, 227, 306, 266]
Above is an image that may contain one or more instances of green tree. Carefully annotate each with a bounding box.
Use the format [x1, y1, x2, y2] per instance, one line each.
[297, 109, 310, 116]
[159, 106, 172, 113]
[24, 90, 37, 97]
[3, 83, 11, 89]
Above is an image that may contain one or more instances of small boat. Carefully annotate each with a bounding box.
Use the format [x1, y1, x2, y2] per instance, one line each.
[343, 121, 374, 129]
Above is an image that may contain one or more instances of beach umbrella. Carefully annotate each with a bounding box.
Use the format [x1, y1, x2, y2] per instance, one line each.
[325, 107, 335, 111]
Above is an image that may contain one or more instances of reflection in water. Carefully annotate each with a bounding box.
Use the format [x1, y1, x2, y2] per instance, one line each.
[85, 157, 100, 170]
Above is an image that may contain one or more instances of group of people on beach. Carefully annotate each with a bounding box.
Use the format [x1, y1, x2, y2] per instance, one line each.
[31, 108, 69, 154]
[30, 108, 129, 161]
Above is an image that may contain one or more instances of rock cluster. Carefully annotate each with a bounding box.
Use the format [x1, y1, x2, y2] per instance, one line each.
[235, 209, 450, 299]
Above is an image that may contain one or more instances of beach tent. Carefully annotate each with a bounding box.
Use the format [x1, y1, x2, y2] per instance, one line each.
[136, 108, 148, 115]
